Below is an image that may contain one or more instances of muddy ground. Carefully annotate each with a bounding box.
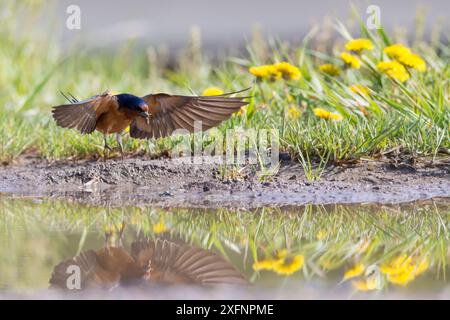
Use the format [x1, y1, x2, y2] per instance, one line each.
[0, 156, 449, 208]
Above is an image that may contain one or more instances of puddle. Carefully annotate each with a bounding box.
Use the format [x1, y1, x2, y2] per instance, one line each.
[1, 196, 450, 299]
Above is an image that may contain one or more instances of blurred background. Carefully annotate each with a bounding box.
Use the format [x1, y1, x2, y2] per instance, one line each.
[14, 0, 450, 51]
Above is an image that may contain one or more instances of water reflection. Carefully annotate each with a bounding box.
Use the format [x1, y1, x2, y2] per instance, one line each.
[0, 196, 450, 298]
[49, 225, 247, 291]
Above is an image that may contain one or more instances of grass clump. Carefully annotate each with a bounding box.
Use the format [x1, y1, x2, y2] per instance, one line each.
[0, 1, 448, 167]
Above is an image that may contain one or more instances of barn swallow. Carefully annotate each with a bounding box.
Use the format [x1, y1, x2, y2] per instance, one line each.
[49, 226, 247, 290]
[52, 89, 249, 157]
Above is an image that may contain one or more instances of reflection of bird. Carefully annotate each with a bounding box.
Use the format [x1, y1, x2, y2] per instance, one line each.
[49, 228, 247, 290]
[51, 90, 248, 157]
[130, 238, 248, 285]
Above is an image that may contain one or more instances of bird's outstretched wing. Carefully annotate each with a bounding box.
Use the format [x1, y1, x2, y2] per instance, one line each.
[129, 90, 249, 139]
[49, 249, 129, 290]
[131, 238, 248, 285]
[51, 91, 118, 134]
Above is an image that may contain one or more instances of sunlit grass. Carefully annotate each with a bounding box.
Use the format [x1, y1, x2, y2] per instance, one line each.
[0, 197, 449, 291]
[0, 1, 448, 170]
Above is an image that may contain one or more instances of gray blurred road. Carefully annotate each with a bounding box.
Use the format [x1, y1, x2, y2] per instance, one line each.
[45, 0, 449, 48]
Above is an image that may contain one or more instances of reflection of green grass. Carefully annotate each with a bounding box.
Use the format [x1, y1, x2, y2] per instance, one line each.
[1, 197, 449, 291]
[0, 1, 449, 165]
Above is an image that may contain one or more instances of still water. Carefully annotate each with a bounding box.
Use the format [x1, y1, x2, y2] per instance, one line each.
[1, 196, 449, 299]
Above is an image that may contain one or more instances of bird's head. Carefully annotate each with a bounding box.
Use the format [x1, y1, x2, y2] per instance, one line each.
[116, 93, 149, 122]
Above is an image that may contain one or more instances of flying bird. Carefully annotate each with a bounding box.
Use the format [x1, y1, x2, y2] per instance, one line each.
[51, 89, 249, 157]
[49, 227, 247, 290]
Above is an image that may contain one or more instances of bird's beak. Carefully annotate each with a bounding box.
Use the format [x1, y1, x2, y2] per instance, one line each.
[139, 112, 149, 124]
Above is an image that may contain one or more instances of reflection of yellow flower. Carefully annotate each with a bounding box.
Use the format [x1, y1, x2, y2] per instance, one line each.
[130, 213, 143, 225]
[104, 224, 115, 234]
[341, 52, 361, 69]
[253, 250, 304, 276]
[273, 62, 302, 80]
[397, 53, 426, 72]
[345, 38, 374, 52]
[316, 229, 327, 240]
[313, 108, 343, 121]
[153, 220, 167, 234]
[252, 258, 281, 271]
[344, 263, 365, 280]
[350, 84, 370, 96]
[249, 65, 282, 81]
[384, 44, 411, 59]
[377, 61, 410, 82]
[380, 254, 429, 286]
[275, 249, 288, 259]
[202, 87, 224, 96]
[319, 64, 341, 76]
[287, 106, 301, 120]
[273, 255, 304, 275]
[352, 277, 378, 291]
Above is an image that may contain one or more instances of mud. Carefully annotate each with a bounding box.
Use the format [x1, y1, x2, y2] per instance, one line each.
[0, 156, 449, 208]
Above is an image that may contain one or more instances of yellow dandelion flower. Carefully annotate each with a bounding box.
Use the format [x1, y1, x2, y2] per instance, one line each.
[273, 255, 305, 275]
[383, 44, 426, 72]
[341, 52, 361, 69]
[313, 108, 343, 121]
[252, 258, 281, 271]
[383, 44, 411, 59]
[397, 53, 426, 72]
[377, 60, 410, 82]
[249, 64, 282, 81]
[124, 126, 130, 133]
[345, 38, 374, 52]
[329, 113, 343, 121]
[273, 62, 302, 80]
[350, 84, 370, 96]
[344, 263, 365, 280]
[236, 105, 247, 116]
[287, 106, 301, 120]
[319, 64, 341, 76]
[352, 277, 378, 291]
[202, 87, 224, 96]
[153, 220, 167, 234]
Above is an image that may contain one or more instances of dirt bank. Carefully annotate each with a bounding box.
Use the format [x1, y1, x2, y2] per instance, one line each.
[0, 156, 449, 208]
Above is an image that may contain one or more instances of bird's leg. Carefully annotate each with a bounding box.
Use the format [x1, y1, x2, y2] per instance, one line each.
[103, 134, 111, 161]
[116, 133, 124, 160]
[118, 221, 126, 247]
[104, 230, 112, 249]
[103, 134, 112, 151]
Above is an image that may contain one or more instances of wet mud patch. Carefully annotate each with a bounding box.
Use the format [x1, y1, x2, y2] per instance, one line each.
[0, 157, 449, 208]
